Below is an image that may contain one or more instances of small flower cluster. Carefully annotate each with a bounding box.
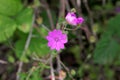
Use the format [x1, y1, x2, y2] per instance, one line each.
[65, 12, 84, 26]
[46, 11, 84, 51]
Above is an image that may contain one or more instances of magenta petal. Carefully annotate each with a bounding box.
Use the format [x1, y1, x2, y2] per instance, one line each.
[56, 30, 62, 35]
[48, 42, 52, 47]
[61, 34, 67, 39]
[49, 30, 58, 38]
[46, 36, 54, 41]
[67, 17, 78, 26]
[65, 12, 76, 19]
[50, 42, 56, 50]
[56, 44, 61, 51]
[48, 32, 53, 36]
[46, 29, 68, 51]
[56, 42, 65, 51]
[60, 39, 67, 43]
[60, 34, 67, 43]
[56, 47, 60, 51]
[65, 12, 84, 26]
[65, 12, 78, 26]
[59, 43, 64, 49]
[77, 17, 84, 24]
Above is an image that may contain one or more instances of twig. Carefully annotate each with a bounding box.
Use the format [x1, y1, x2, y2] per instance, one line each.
[50, 54, 55, 80]
[26, 67, 34, 80]
[83, 0, 94, 26]
[64, 27, 79, 31]
[60, 61, 75, 80]
[83, 0, 99, 42]
[59, 0, 65, 18]
[77, 0, 81, 7]
[70, 0, 82, 15]
[34, 24, 50, 38]
[41, 24, 50, 31]
[26, 66, 40, 80]
[56, 54, 61, 72]
[65, 0, 70, 12]
[0, 60, 7, 64]
[102, 0, 106, 6]
[80, 26, 91, 41]
[16, 10, 36, 80]
[40, 0, 54, 29]
[32, 57, 47, 63]
[32, 53, 50, 63]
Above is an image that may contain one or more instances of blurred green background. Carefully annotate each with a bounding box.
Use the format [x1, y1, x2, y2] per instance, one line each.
[0, 0, 120, 80]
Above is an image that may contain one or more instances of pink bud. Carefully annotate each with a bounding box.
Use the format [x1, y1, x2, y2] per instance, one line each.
[65, 12, 84, 26]
[65, 12, 78, 26]
[77, 17, 84, 24]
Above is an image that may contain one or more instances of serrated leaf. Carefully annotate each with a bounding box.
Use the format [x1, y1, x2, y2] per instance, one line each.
[94, 33, 119, 64]
[0, 0, 23, 16]
[0, 15, 16, 42]
[15, 38, 26, 60]
[107, 14, 120, 37]
[15, 37, 50, 60]
[29, 38, 50, 56]
[16, 7, 33, 33]
[94, 14, 120, 64]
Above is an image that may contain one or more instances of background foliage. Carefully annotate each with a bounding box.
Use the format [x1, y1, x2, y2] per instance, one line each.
[0, 0, 120, 80]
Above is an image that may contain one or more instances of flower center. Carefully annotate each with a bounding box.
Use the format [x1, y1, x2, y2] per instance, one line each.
[71, 13, 75, 17]
[54, 37, 59, 42]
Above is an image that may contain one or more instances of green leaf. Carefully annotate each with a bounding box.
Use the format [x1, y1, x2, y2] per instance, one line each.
[15, 38, 25, 58]
[33, 0, 41, 7]
[115, 56, 120, 65]
[20, 55, 29, 63]
[104, 2, 113, 10]
[8, 55, 15, 63]
[19, 72, 27, 80]
[107, 14, 120, 37]
[29, 68, 43, 80]
[104, 67, 114, 79]
[40, 26, 48, 36]
[29, 38, 50, 56]
[93, 14, 120, 64]
[39, 63, 50, 69]
[93, 33, 120, 64]
[41, 10, 56, 27]
[16, 7, 33, 33]
[33, 25, 48, 37]
[93, 5, 102, 11]
[0, 0, 23, 16]
[0, 15, 16, 42]
[15, 37, 50, 61]
[20, 68, 43, 80]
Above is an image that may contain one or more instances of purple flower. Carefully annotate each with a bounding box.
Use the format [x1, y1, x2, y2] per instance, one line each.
[65, 12, 84, 26]
[65, 12, 78, 26]
[77, 17, 84, 24]
[46, 29, 67, 51]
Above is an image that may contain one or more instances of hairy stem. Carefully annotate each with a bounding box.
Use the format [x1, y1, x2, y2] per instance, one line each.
[50, 54, 55, 80]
